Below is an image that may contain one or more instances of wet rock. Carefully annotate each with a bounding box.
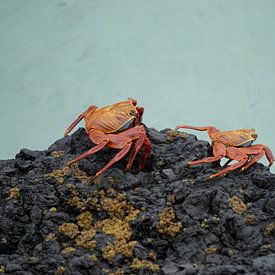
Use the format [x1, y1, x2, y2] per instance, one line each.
[0, 126, 274, 274]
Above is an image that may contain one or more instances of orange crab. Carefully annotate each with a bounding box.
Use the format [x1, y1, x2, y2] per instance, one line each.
[176, 124, 274, 179]
[64, 99, 151, 177]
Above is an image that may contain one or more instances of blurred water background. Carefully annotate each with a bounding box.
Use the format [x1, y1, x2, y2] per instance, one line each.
[1, 0, 275, 172]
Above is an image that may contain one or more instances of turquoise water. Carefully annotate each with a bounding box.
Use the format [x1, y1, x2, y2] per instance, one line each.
[1, 1, 275, 172]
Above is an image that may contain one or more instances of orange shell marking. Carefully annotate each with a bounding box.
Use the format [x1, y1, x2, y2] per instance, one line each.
[85, 100, 137, 134]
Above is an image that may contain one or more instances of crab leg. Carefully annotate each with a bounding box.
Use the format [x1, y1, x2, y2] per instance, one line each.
[138, 137, 151, 170]
[176, 125, 220, 137]
[208, 147, 248, 179]
[188, 142, 226, 165]
[64, 105, 97, 136]
[68, 140, 108, 165]
[240, 151, 265, 172]
[95, 143, 132, 177]
[125, 126, 146, 171]
[239, 144, 274, 171]
[263, 145, 274, 167]
[95, 126, 146, 177]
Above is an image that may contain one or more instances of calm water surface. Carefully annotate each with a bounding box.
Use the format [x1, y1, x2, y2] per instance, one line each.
[1, 0, 275, 172]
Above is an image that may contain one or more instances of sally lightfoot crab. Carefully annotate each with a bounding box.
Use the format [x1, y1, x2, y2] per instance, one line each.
[176, 124, 274, 179]
[64, 99, 151, 177]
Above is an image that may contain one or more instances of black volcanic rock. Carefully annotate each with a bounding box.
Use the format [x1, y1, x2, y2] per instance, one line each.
[0, 127, 275, 275]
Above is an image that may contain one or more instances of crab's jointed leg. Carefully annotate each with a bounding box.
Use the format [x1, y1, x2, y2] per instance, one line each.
[208, 147, 248, 179]
[68, 125, 149, 178]
[188, 142, 226, 166]
[239, 144, 274, 171]
[64, 105, 97, 136]
[176, 124, 220, 138]
[95, 125, 149, 177]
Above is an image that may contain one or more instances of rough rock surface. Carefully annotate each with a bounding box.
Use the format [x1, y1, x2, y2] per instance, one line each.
[0, 127, 275, 275]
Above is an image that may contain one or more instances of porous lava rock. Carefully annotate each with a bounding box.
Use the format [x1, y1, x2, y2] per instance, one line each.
[0, 127, 275, 274]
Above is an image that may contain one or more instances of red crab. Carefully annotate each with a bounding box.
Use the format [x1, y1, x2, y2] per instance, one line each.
[176, 124, 274, 179]
[64, 99, 151, 177]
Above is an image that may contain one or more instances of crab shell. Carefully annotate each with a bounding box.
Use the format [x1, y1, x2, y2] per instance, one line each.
[211, 129, 258, 147]
[84, 99, 141, 134]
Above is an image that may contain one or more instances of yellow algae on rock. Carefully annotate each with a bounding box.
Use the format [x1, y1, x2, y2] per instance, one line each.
[89, 254, 97, 262]
[8, 187, 20, 199]
[167, 194, 176, 206]
[50, 151, 64, 158]
[96, 218, 132, 240]
[61, 247, 76, 254]
[157, 207, 182, 237]
[201, 218, 209, 229]
[260, 244, 272, 251]
[264, 223, 275, 237]
[131, 258, 159, 271]
[205, 245, 218, 254]
[109, 268, 124, 275]
[75, 228, 96, 250]
[0, 237, 7, 245]
[58, 223, 79, 238]
[45, 233, 56, 241]
[49, 207, 57, 213]
[48, 166, 70, 186]
[166, 129, 188, 142]
[77, 211, 93, 230]
[55, 266, 65, 275]
[229, 196, 247, 214]
[48, 163, 90, 186]
[244, 215, 256, 224]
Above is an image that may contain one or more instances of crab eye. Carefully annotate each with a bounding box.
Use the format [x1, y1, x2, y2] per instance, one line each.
[128, 98, 137, 106]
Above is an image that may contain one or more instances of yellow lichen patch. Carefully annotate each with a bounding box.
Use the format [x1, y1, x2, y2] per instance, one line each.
[55, 266, 65, 275]
[0, 266, 5, 273]
[181, 178, 195, 185]
[205, 245, 218, 254]
[166, 130, 188, 142]
[49, 163, 90, 186]
[167, 194, 175, 206]
[48, 166, 71, 185]
[50, 151, 64, 158]
[101, 194, 129, 218]
[67, 185, 92, 210]
[96, 217, 138, 263]
[61, 247, 76, 254]
[77, 211, 93, 230]
[89, 254, 97, 262]
[102, 238, 137, 261]
[264, 223, 275, 237]
[0, 237, 7, 245]
[125, 209, 140, 222]
[157, 207, 182, 237]
[8, 187, 20, 199]
[201, 218, 209, 229]
[244, 215, 256, 224]
[94, 191, 139, 222]
[75, 228, 96, 250]
[49, 207, 57, 213]
[45, 233, 56, 241]
[131, 258, 159, 271]
[149, 251, 157, 261]
[102, 244, 116, 263]
[229, 196, 247, 214]
[96, 218, 132, 240]
[58, 223, 79, 238]
[260, 244, 272, 251]
[109, 268, 124, 275]
[74, 168, 90, 185]
[108, 176, 119, 185]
